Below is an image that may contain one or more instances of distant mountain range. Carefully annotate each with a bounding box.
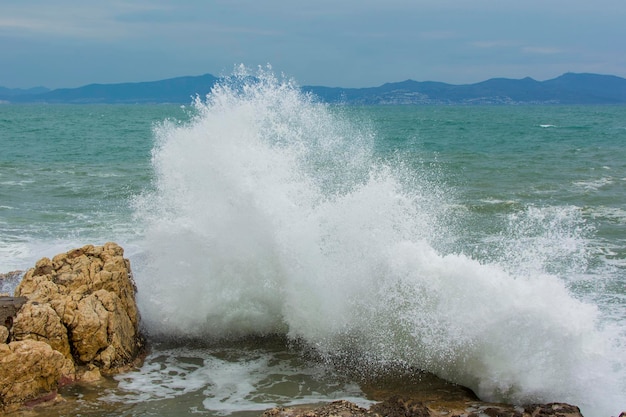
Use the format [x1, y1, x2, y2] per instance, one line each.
[2, 72, 626, 105]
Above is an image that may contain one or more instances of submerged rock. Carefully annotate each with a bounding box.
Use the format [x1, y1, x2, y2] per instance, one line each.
[0, 243, 145, 413]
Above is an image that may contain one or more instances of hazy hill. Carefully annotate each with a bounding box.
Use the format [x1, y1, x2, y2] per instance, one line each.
[2, 72, 626, 105]
[303, 73, 626, 104]
[0, 86, 49, 99]
[3, 74, 218, 104]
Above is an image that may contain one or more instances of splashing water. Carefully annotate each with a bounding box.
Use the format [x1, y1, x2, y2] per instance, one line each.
[132, 67, 626, 417]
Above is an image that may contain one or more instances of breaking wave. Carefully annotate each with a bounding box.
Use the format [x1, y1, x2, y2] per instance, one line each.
[132, 66, 626, 417]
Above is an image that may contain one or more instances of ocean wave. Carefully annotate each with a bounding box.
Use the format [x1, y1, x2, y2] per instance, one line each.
[130, 67, 625, 417]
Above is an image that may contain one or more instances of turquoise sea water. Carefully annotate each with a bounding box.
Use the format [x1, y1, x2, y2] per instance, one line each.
[1, 73, 625, 416]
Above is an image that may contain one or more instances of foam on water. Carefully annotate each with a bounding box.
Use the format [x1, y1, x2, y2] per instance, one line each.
[99, 343, 370, 415]
[132, 67, 626, 417]
[573, 177, 615, 191]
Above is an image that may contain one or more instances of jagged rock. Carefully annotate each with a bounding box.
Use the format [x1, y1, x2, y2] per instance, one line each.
[14, 242, 143, 373]
[370, 396, 431, 417]
[262, 400, 376, 417]
[524, 403, 584, 417]
[0, 243, 145, 413]
[0, 340, 74, 412]
[260, 397, 584, 417]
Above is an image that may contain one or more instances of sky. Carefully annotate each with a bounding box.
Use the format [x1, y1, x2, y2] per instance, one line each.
[1, 0, 625, 89]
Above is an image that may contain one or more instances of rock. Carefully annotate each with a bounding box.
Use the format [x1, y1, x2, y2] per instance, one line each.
[0, 340, 74, 412]
[524, 403, 584, 417]
[262, 400, 376, 417]
[260, 397, 585, 417]
[11, 302, 72, 359]
[0, 243, 145, 413]
[350, 369, 584, 417]
[14, 242, 143, 373]
[78, 364, 102, 383]
[370, 396, 431, 417]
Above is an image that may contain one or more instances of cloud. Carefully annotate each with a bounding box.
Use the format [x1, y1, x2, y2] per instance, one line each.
[0, 16, 125, 39]
[0, 2, 171, 39]
[1, 0, 625, 88]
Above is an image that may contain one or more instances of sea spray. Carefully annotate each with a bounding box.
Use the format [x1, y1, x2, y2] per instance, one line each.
[132, 67, 626, 417]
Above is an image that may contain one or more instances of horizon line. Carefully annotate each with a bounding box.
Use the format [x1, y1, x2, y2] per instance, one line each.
[3, 71, 625, 92]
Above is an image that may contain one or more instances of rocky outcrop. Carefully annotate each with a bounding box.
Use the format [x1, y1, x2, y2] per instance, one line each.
[262, 397, 585, 417]
[0, 242, 144, 412]
[13, 242, 143, 372]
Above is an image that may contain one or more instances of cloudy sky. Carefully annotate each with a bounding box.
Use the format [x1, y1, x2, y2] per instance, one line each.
[1, 0, 625, 89]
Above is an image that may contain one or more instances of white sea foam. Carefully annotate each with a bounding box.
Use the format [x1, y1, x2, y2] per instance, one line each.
[585, 206, 626, 224]
[573, 177, 614, 191]
[102, 345, 369, 414]
[0, 180, 35, 186]
[132, 67, 626, 417]
[479, 198, 517, 205]
[0, 239, 80, 271]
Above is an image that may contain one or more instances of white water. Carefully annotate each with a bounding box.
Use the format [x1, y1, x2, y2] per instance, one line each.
[130, 68, 626, 417]
[101, 344, 370, 415]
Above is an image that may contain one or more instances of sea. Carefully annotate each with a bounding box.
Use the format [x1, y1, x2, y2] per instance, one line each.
[1, 69, 625, 417]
